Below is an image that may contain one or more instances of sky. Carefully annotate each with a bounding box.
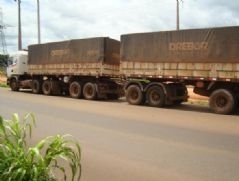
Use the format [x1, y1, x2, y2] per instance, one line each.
[0, 0, 239, 54]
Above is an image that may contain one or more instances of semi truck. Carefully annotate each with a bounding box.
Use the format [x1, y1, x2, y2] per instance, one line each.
[121, 26, 239, 114]
[7, 37, 123, 100]
[6, 26, 239, 114]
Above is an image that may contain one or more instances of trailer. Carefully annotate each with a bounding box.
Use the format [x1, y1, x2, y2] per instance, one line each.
[7, 37, 123, 100]
[121, 26, 239, 114]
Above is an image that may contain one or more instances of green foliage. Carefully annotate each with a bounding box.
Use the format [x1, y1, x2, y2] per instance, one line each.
[0, 113, 81, 181]
[0, 54, 8, 75]
[0, 54, 8, 67]
[0, 83, 8, 88]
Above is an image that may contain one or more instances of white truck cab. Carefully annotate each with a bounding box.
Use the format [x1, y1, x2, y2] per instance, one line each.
[7, 51, 28, 78]
[7, 51, 29, 91]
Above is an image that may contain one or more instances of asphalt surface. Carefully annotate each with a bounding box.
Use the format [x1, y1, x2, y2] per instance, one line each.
[0, 87, 239, 181]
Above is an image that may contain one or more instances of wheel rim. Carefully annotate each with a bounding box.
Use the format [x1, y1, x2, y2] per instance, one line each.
[70, 82, 81, 98]
[209, 89, 235, 114]
[86, 86, 93, 95]
[83, 83, 96, 100]
[11, 81, 17, 89]
[215, 96, 227, 108]
[149, 90, 160, 103]
[73, 85, 79, 94]
[45, 84, 50, 92]
[146, 86, 165, 107]
[42, 81, 51, 95]
[131, 89, 139, 100]
[126, 85, 143, 105]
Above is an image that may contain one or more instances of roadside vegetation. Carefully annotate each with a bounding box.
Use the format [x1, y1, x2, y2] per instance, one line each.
[0, 54, 8, 88]
[0, 113, 81, 181]
[0, 70, 7, 88]
[0, 82, 8, 88]
[0, 54, 8, 69]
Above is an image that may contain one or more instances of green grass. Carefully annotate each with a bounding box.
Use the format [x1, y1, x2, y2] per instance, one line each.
[0, 113, 81, 181]
[0, 83, 8, 88]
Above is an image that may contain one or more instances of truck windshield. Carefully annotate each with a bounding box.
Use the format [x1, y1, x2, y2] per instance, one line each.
[7, 56, 15, 66]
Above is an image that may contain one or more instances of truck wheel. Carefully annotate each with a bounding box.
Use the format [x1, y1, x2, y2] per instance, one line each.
[83, 82, 96, 100]
[42, 80, 52, 95]
[209, 89, 236, 114]
[32, 79, 42, 94]
[10, 78, 19, 91]
[69, 81, 82, 99]
[126, 85, 144, 105]
[146, 86, 165, 107]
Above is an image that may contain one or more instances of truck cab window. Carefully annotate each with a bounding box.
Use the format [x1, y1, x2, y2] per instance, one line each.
[8, 57, 17, 66]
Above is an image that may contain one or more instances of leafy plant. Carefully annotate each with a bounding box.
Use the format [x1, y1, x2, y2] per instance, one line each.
[0, 54, 8, 75]
[0, 54, 8, 68]
[0, 113, 81, 181]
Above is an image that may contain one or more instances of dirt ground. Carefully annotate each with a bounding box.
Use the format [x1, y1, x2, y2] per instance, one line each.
[0, 74, 6, 84]
[187, 87, 208, 101]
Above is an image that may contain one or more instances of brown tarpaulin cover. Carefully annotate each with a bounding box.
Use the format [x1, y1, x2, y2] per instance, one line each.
[120, 26, 239, 63]
[28, 37, 120, 65]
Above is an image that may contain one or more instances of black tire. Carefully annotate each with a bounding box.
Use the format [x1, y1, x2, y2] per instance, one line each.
[209, 89, 236, 115]
[10, 78, 19, 91]
[31, 79, 42, 94]
[126, 85, 143, 105]
[42, 80, 52, 95]
[83, 82, 96, 100]
[69, 81, 82, 99]
[146, 86, 165, 107]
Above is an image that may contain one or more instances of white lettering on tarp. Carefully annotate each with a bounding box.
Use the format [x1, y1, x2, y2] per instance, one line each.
[51, 49, 70, 56]
[169, 42, 208, 51]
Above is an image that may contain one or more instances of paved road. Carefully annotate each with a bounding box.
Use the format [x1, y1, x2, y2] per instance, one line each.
[1, 87, 239, 181]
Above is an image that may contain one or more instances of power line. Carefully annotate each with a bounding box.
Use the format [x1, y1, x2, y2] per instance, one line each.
[0, 7, 7, 54]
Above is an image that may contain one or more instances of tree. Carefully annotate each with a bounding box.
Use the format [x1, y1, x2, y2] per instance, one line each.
[0, 54, 8, 72]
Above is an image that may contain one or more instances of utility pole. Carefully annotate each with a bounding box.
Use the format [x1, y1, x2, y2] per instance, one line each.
[37, 0, 41, 44]
[176, 0, 179, 30]
[15, 0, 22, 50]
[176, 0, 182, 30]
